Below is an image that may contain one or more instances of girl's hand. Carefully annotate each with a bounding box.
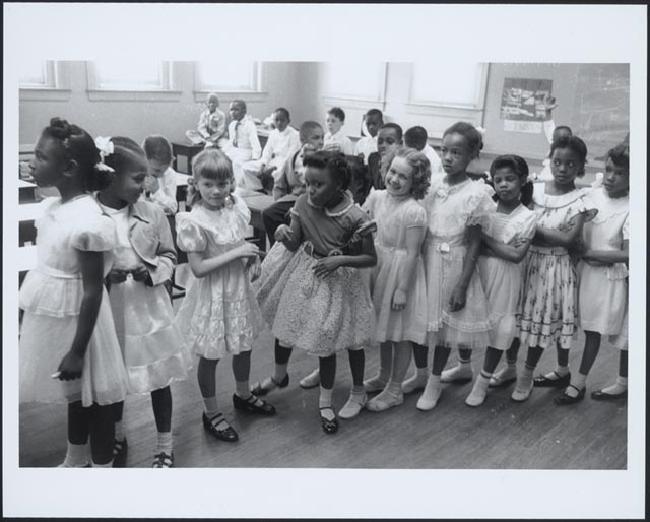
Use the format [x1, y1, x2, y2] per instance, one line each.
[238, 242, 260, 260]
[448, 284, 467, 313]
[542, 93, 558, 113]
[392, 288, 407, 311]
[144, 175, 160, 194]
[312, 256, 341, 278]
[57, 350, 84, 380]
[248, 256, 262, 281]
[274, 224, 293, 243]
[107, 268, 128, 284]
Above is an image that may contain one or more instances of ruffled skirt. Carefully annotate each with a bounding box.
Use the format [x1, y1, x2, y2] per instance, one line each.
[424, 242, 491, 350]
[175, 261, 264, 359]
[519, 246, 577, 350]
[19, 274, 128, 407]
[478, 255, 524, 350]
[109, 278, 192, 394]
[577, 261, 628, 336]
[257, 246, 376, 356]
[369, 244, 427, 344]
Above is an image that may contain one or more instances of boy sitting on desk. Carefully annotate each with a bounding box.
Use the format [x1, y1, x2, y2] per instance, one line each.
[354, 109, 383, 165]
[186, 92, 227, 148]
[223, 99, 263, 189]
[242, 107, 301, 193]
[261, 120, 324, 245]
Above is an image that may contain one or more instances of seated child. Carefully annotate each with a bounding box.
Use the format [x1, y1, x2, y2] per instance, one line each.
[262, 121, 324, 245]
[367, 123, 403, 190]
[142, 135, 180, 216]
[324, 107, 354, 155]
[186, 92, 227, 148]
[223, 100, 262, 189]
[354, 109, 384, 165]
[242, 107, 301, 192]
[404, 125, 444, 175]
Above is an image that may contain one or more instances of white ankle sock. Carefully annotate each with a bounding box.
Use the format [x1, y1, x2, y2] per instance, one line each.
[602, 376, 628, 395]
[567, 373, 587, 397]
[545, 365, 569, 379]
[156, 431, 173, 454]
[62, 441, 89, 467]
[203, 396, 219, 419]
[235, 380, 251, 398]
[421, 374, 442, 402]
[273, 363, 289, 383]
[517, 366, 534, 390]
[114, 420, 125, 442]
[319, 387, 335, 420]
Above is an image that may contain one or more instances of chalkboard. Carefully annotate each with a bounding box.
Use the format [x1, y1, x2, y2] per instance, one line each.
[572, 64, 629, 160]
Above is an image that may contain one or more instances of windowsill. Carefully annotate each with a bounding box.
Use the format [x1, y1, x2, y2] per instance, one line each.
[86, 89, 183, 102]
[19, 87, 71, 102]
[193, 90, 268, 103]
[322, 94, 385, 110]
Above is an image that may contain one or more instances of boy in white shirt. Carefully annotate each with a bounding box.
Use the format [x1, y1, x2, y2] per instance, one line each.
[324, 107, 354, 155]
[142, 135, 180, 216]
[224, 99, 262, 189]
[242, 107, 301, 192]
[354, 109, 383, 165]
[187, 92, 227, 148]
[404, 125, 444, 175]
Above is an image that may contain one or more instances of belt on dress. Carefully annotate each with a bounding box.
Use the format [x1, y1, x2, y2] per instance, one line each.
[36, 265, 81, 279]
[425, 237, 465, 253]
[303, 241, 342, 259]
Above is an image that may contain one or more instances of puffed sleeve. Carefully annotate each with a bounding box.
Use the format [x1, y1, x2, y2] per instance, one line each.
[520, 210, 538, 240]
[71, 214, 116, 252]
[361, 189, 378, 217]
[403, 201, 428, 228]
[622, 214, 630, 240]
[175, 212, 207, 253]
[567, 190, 598, 223]
[289, 194, 309, 221]
[466, 181, 496, 226]
[348, 204, 377, 242]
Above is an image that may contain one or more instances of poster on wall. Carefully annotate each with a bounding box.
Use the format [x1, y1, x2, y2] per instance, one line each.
[501, 77, 553, 133]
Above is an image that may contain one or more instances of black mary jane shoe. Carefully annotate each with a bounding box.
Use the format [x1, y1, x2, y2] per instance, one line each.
[554, 385, 585, 406]
[233, 394, 277, 416]
[591, 389, 628, 401]
[319, 407, 339, 435]
[202, 412, 239, 442]
[250, 374, 289, 396]
[533, 371, 571, 388]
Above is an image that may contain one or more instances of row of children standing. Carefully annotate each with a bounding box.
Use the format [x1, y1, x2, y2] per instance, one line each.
[19, 105, 629, 466]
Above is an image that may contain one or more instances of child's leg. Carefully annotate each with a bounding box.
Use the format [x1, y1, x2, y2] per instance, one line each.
[416, 345, 451, 410]
[318, 354, 338, 433]
[593, 348, 628, 399]
[490, 338, 519, 387]
[251, 339, 292, 395]
[562, 331, 601, 400]
[339, 349, 367, 419]
[197, 356, 240, 441]
[367, 341, 411, 412]
[232, 351, 276, 415]
[441, 346, 474, 383]
[151, 386, 173, 457]
[511, 345, 544, 401]
[89, 404, 115, 467]
[364, 342, 392, 393]
[466, 347, 502, 407]
[60, 401, 90, 467]
[402, 342, 429, 393]
[536, 343, 571, 385]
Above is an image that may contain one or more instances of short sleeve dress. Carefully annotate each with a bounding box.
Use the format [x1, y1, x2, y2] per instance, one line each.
[577, 187, 629, 338]
[257, 192, 376, 356]
[363, 190, 428, 344]
[422, 177, 495, 350]
[477, 204, 537, 350]
[19, 195, 129, 407]
[519, 183, 592, 349]
[174, 196, 264, 359]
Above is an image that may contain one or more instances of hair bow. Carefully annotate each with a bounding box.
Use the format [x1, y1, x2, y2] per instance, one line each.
[475, 126, 486, 136]
[94, 136, 114, 163]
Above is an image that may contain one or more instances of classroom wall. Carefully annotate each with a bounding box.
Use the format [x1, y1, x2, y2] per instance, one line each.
[18, 61, 309, 147]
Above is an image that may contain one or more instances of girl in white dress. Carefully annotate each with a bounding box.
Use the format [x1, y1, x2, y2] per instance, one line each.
[405, 122, 494, 411]
[513, 136, 593, 402]
[555, 142, 629, 404]
[175, 149, 275, 445]
[362, 147, 431, 412]
[96, 137, 192, 467]
[466, 155, 537, 406]
[19, 118, 128, 467]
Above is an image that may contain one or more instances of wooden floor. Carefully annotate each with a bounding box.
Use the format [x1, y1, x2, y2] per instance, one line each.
[19, 326, 626, 469]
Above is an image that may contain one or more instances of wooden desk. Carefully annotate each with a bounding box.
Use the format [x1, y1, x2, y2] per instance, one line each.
[18, 202, 41, 246]
[237, 189, 274, 252]
[171, 143, 203, 176]
[19, 179, 38, 203]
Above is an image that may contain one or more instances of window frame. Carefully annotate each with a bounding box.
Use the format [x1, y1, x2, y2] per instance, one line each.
[192, 61, 267, 103]
[19, 61, 71, 101]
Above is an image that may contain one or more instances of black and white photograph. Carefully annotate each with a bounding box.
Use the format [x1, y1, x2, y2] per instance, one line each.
[3, 3, 646, 519]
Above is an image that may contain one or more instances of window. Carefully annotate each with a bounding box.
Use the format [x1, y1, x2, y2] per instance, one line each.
[19, 60, 70, 101]
[410, 61, 488, 108]
[19, 59, 54, 88]
[195, 61, 259, 92]
[89, 59, 172, 91]
[323, 62, 386, 101]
